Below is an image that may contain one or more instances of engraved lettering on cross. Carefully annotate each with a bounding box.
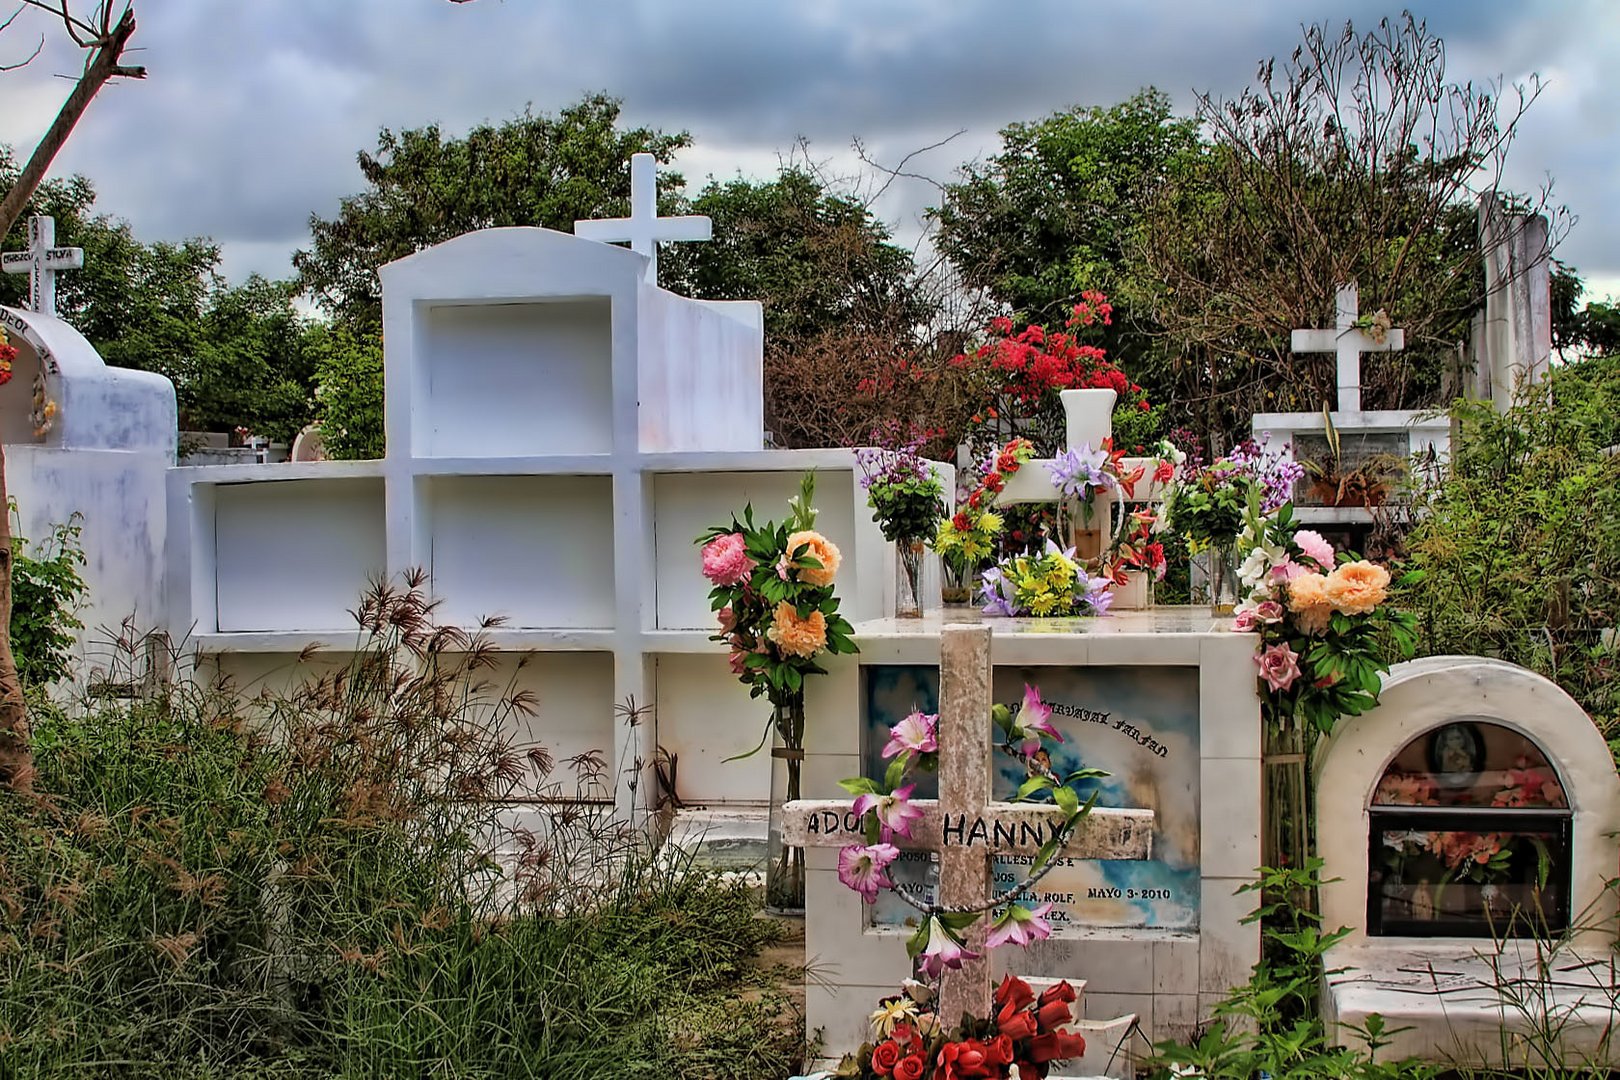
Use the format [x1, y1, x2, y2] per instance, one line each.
[784, 624, 1155, 1023]
[1290, 283, 1405, 414]
[2, 216, 84, 318]
[573, 152, 711, 285]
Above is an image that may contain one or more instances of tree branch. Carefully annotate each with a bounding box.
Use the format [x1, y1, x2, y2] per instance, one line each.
[0, 3, 143, 241]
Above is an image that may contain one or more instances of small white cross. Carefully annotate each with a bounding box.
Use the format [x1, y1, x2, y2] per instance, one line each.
[784, 625, 1153, 1022]
[1290, 283, 1404, 413]
[573, 152, 711, 285]
[2, 215, 84, 318]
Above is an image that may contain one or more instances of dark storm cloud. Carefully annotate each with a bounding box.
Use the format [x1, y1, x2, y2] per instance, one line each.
[2, 0, 1615, 289]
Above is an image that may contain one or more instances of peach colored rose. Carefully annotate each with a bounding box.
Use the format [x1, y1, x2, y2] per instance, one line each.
[1324, 560, 1390, 615]
[766, 601, 828, 658]
[785, 530, 841, 587]
[1286, 571, 1334, 634]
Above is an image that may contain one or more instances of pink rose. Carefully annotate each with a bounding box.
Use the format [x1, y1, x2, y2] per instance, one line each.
[1256, 600, 1285, 623]
[727, 647, 748, 675]
[717, 605, 737, 633]
[1269, 556, 1306, 582]
[701, 533, 755, 586]
[1255, 642, 1302, 693]
[1231, 609, 1262, 633]
[1294, 529, 1335, 571]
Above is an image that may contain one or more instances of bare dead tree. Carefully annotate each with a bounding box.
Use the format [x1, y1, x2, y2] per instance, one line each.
[0, 2, 143, 792]
[1136, 13, 1569, 440]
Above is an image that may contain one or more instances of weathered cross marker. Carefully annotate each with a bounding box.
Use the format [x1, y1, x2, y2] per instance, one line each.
[784, 624, 1155, 1023]
[2, 215, 84, 318]
[573, 152, 712, 285]
[1290, 283, 1405, 414]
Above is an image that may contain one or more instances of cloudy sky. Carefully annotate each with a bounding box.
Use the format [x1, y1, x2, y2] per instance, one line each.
[3, 0, 1618, 298]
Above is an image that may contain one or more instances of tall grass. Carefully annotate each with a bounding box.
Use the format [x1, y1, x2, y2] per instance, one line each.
[0, 574, 799, 1078]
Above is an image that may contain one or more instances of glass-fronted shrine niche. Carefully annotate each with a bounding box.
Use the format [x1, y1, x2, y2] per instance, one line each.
[1367, 720, 1571, 937]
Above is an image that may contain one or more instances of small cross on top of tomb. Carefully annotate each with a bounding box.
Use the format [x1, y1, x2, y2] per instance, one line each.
[1290, 283, 1405, 414]
[784, 624, 1155, 1024]
[2, 215, 84, 318]
[573, 152, 712, 285]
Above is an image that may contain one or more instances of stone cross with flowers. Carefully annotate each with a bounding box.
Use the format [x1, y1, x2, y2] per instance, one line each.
[1290, 283, 1404, 414]
[783, 624, 1154, 1023]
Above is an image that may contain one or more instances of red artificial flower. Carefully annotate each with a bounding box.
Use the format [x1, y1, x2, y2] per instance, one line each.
[935, 1039, 1000, 1080]
[871, 1038, 903, 1076]
[1153, 459, 1175, 485]
[1028, 1030, 1087, 1064]
[952, 512, 971, 532]
[892, 1022, 924, 1056]
[893, 1054, 926, 1080]
[990, 316, 1013, 334]
[1139, 399, 1151, 412]
[1036, 998, 1074, 1032]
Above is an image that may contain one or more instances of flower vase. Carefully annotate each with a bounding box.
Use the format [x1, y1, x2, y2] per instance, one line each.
[1066, 490, 1114, 565]
[1112, 569, 1152, 610]
[764, 694, 807, 913]
[895, 539, 925, 618]
[940, 559, 975, 607]
[1199, 543, 1241, 615]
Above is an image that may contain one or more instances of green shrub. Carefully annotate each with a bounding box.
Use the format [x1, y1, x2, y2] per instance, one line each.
[0, 578, 799, 1078]
[8, 510, 88, 687]
[1404, 359, 1620, 754]
[310, 326, 384, 460]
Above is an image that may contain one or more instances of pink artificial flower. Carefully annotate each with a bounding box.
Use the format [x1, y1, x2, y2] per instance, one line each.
[984, 902, 1054, 950]
[837, 843, 900, 903]
[775, 552, 793, 581]
[852, 784, 926, 841]
[1231, 609, 1262, 633]
[701, 533, 755, 586]
[1294, 529, 1335, 571]
[727, 647, 748, 676]
[918, 917, 980, 979]
[1255, 642, 1303, 693]
[1269, 556, 1306, 582]
[1255, 600, 1285, 623]
[882, 710, 939, 759]
[717, 605, 737, 633]
[1020, 684, 1060, 741]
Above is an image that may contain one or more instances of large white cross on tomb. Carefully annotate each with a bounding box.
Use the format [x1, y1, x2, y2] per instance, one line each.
[2, 215, 84, 318]
[573, 152, 711, 285]
[783, 624, 1155, 1025]
[1290, 283, 1404, 414]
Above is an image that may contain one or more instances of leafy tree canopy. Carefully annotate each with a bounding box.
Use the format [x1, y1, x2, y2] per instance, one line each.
[294, 94, 691, 328]
[0, 146, 316, 440]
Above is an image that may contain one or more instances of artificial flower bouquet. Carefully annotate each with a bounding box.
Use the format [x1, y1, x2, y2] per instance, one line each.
[858, 428, 948, 546]
[979, 546, 1113, 619]
[1102, 510, 1168, 587]
[0, 327, 16, 385]
[697, 473, 859, 708]
[1161, 434, 1303, 551]
[829, 975, 1087, 1080]
[1227, 496, 1416, 733]
[932, 438, 1033, 595]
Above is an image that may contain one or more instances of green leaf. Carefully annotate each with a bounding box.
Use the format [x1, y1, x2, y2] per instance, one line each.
[1013, 775, 1055, 802]
[1054, 785, 1080, 816]
[884, 752, 909, 792]
[839, 777, 880, 797]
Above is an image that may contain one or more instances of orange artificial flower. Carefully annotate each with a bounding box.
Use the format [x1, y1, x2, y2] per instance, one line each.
[1324, 560, 1390, 615]
[1287, 572, 1334, 635]
[766, 602, 828, 658]
[786, 530, 841, 587]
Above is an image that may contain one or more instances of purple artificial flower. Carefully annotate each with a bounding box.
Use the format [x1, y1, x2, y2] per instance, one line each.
[1046, 444, 1118, 502]
[1228, 432, 1305, 514]
[837, 843, 900, 903]
[883, 710, 939, 758]
[852, 783, 926, 841]
[980, 566, 1020, 617]
[1081, 571, 1115, 616]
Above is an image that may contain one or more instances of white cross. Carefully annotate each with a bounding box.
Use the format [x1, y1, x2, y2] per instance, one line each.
[573, 153, 711, 285]
[1290, 283, 1405, 414]
[2, 215, 84, 318]
[783, 624, 1154, 1022]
